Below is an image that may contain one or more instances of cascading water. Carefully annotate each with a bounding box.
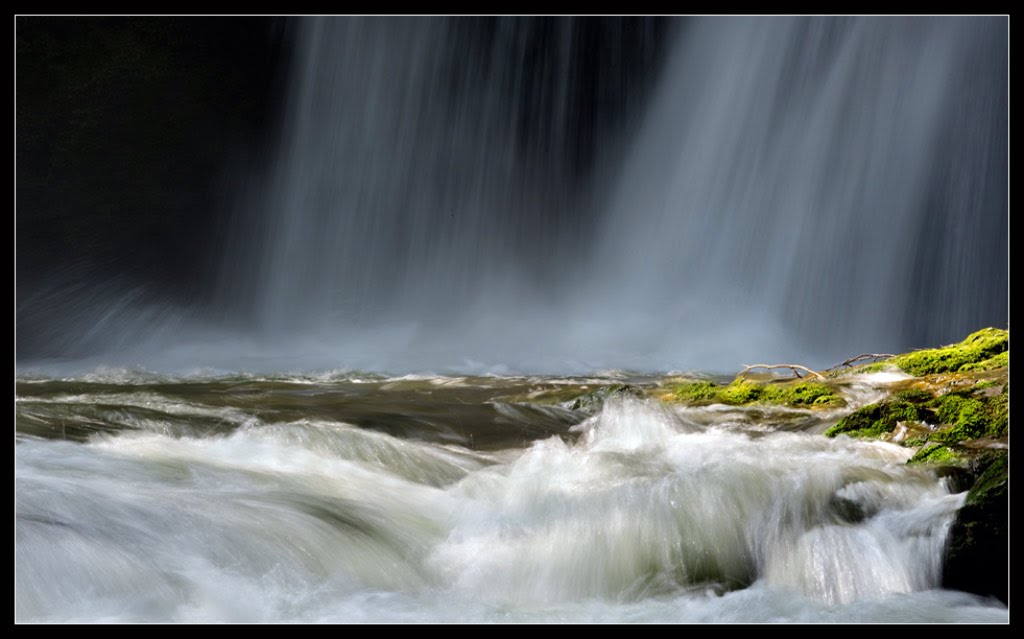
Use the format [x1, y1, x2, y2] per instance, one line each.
[15, 17, 1009, 624]
[14, 375, 1010, 622]
[219, 19, 624, 329]
[210, 15, 1006, 375]
[586, 16, 1007, 366]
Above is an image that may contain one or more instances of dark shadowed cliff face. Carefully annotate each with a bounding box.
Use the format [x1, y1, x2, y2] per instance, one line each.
[16, 17, 290, 356]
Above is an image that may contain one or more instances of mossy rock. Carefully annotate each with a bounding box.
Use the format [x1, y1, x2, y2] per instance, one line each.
[931, 394, 987, 441]
[942, 452, 1008, 603]
[825, 399, 923, 439]
[849, 372, 1009, 445]
[907, 443, 963, 466]
[719, 380, 763, 404]
[669, 380, 719, 403]
[971, 379, 1000, 392]
[665, 378, 843, 409]
[759, 380, 843, 407]
[958, 351, 1008, 372]
[927, 388, 1008, 443]
[876, 328, 1008, 376]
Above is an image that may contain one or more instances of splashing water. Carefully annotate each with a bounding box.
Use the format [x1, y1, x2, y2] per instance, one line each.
[15, 373, 1008, 622]
[16, 17, 1008, 624]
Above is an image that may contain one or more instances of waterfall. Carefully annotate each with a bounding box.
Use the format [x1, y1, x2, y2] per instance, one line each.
[224, 18, 656, 332]
[215, 16, 1005, 374]
[14, 17, 1009, 622]
[586, 16, 1007, 365]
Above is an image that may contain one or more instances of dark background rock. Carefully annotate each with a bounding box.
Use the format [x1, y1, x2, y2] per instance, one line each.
[16, 17, 291, 354]
[942, 451, 1008, 603]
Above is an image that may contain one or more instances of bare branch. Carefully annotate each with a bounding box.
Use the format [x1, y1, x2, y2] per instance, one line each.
[737, 364, 826, 381]
[826, 353, 895, 371]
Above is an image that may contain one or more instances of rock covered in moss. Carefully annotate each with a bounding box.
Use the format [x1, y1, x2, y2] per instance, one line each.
[907, 443, 963, 465]
[666, 378, 843, 409]
[958, 350, 1008, 372]
[929, 390, 1008, 443]
[825, 378, 1007, 445]
[942, 452, 1008, 603]
[874, 327, 1008, 376]
[669, 380, 718, 403]
[825, 399, 923, 438]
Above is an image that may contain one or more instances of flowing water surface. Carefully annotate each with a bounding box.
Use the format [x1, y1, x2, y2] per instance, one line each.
[15, 371, 1008, 623]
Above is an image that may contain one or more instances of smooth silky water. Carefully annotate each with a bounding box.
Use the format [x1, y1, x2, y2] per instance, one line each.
[15, 372, 1007, 622]
[16, 16, 1008, 623]
[18, 17, 1005, 375]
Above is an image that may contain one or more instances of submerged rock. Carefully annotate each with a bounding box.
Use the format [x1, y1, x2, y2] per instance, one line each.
[562, 384, 645, 414]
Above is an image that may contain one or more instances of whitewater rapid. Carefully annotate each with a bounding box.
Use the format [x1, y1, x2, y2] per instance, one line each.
[14, 373, 1007, 623]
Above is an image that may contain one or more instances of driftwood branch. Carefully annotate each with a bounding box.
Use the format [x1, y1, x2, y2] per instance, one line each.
[737, 364, 826, 381]
[826, 353, 895, 371]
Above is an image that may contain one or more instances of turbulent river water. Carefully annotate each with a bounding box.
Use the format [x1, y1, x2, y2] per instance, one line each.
[14, 371, 1008, 623]
[16, 16, 1008, 624]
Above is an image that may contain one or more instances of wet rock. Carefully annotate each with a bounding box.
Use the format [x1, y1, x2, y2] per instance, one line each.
[562, 384, 644, 414]
[942, 452, 1008, 603]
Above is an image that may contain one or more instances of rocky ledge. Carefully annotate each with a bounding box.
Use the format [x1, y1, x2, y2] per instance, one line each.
[658, 327, 1008, 604]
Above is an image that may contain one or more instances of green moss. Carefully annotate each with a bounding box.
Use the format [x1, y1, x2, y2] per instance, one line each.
[857, 362, 888, 374]
[718, 380, 762, 404]
[928, 390, 1007, 443]
[667, 379, 842, 408]
[812, 394, 842, 407]
[885, 328, 1008, 376]
[670, 381, 718, 403]
[825, 400, 923, 438]
[759, 381, 841, 406]
[935, 394, 985, 434]
[958, 351, 1009, 372]
[819, 329, 1007, 453]
[965, 453, 1008, 507]
[982, 388, 1008, 438]
[908, 443, 963, 465]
